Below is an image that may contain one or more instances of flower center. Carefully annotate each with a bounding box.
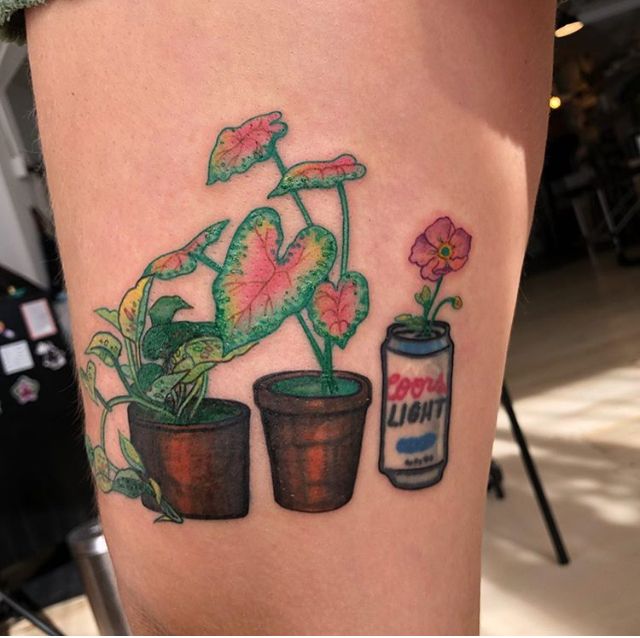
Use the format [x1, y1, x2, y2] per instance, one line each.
[438, 243, 453, 259]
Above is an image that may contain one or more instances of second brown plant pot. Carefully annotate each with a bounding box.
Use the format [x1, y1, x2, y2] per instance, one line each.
[254, 370, 372, 513]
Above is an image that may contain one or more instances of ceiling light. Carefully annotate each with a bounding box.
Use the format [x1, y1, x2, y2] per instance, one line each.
[549, 96, 562, 109]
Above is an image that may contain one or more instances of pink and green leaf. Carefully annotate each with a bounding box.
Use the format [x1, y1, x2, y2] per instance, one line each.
[207, 112, 288, 185]
[308, 271, 369, 349]
[144, 220, 228, 280]
[269, 154, 366, 197]
[213, 207, 337, 351]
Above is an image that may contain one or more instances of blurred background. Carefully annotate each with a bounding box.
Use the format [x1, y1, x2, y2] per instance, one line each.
[0, 0, 638, 635]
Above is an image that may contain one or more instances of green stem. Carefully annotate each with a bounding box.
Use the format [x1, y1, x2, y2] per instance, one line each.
[189, 374, 208, 420]
[177, 379, 202, 419]
[431, 297, 459, 323]
[272, 150, 313, 227]
[194, 252, 223, 274]
[322, 338, 337, 394]
[295, 312, 325, 368]
[337, 182, 350, 277]
[423, 276, 443, 336]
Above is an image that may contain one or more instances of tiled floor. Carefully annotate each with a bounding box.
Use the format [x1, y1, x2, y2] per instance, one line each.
[8, 253, 640, 636]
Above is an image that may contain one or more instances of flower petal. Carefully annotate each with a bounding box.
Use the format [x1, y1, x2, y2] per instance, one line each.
[425, 216, 454, 248]
[409, 234, 437, 267]
[448, 255, 469, 271]
[420, 256, 449, 281]
[450, 227, 472, 259]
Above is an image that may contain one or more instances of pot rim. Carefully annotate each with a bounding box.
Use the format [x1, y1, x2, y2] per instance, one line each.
[254, 369, 372, 415]
[127, 397, 250, 433]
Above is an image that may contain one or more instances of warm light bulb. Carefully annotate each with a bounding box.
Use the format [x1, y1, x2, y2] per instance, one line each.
[549, 96, 562, 110]
[555, 21, 584, 37]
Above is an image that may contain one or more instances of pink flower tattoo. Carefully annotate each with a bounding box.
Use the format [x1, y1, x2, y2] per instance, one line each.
[409, 216, 472, 281]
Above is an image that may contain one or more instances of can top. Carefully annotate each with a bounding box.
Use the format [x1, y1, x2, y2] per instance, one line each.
[385, 322, 452, 357]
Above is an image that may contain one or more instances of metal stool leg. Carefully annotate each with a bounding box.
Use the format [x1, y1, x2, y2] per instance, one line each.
[0, 591, 64, 636]
[501, 385, 570, 565]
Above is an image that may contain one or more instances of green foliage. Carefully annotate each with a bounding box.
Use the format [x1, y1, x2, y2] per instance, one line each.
[85, 332, 122, 367]
[118, 432, 145, 472]
[94, 307, 120, 329]
[141, 321, 220, 362]
[149, 296, 192, 326]
[79, 361, 98, 404]
[145, 372, 187, 403]
[415, 285, 431, 307]
[118, 276, 153, 342]
[137, 363, 164, 392]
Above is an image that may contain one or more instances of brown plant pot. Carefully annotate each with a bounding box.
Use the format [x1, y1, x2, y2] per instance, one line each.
[254, 370, 372, 513]
[128, 399, 250, 519]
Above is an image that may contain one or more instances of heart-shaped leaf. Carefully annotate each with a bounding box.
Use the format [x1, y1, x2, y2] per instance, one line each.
[79, 361, 98, 404]
[207, 112, 288, 185]
[149, 296, 192, 325]
[308, 271, 369, 348]
[118, 276, 153, 342]
[144, 221, 228, 280]
[170, 337, 255, 384]
[119, 432, 145, 472]
[213, 207, 337, 351]
[269, 154, 366, 197]
[85, 332, 122, 366]
[94, 307, 119, 329]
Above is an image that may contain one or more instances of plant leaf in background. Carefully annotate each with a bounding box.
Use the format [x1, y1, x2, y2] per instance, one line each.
[149, 296, 193, 325]
[93, 446, 112, 493]
[144, 221, 228, 280]
[112, 469, 145, 498]
[85, 332, 122, 367]
[308, 271, 369, 349]
[137, 363, 164, 392]
[118, 276, 153, 342]
[142, 321, 220, 362]
[79, 361, 98, 404]
[268, 154, 366, 197]
[145, 372, 187, 403]
[213, 207, 337, 352]
[206, 112, 288, 184]
[94, 307, 120, 330]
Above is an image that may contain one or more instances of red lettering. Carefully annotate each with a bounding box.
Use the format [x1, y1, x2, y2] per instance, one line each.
[387, 373, 448, 400]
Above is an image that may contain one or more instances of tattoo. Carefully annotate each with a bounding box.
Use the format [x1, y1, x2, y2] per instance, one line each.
[380, 216, 472, 489]
[80, 112, 371, 522]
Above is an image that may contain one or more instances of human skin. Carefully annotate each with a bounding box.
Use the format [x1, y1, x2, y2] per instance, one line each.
[26, 1, 555, 633]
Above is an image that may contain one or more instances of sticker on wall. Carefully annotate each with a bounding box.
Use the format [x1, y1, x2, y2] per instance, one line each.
[35, 341, 67, 371]
[0, 340, 34, 375]
[10, 375, 40, 405]
[20, 299, 58, 340]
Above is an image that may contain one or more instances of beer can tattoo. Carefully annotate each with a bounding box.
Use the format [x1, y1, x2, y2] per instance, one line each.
[380, 215, 472, 490]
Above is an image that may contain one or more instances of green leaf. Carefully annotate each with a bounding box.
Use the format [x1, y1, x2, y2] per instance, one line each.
[93, 446, 112, 493]
[394, 314, 423, 330]
[138, 363, 164, 392]
[207, 112, 287, 185]
[213, 208, 337, 352]
[118, 276, 153, 342]
[156, 498, 183, 524]
[84, 435, 95, 468]
[170, 337, 255, 384]
[146, 372, 187, 403]
[120, 364, 134, 386]
[144, 221, 228, 280]
[269, 154, 366, 197]
[141, 321, 220, 362]
[146, 478, 162, 504]
[118, 432, 145, 472]
[79, 361, 98, 404]
[94, 307, 120, 330]
[112, 468, 145, 498]
[415, 285, 432, 307]
[307, 271, 369, 349]
[85, 332, 122, 367]
[149, 296, 192, 326]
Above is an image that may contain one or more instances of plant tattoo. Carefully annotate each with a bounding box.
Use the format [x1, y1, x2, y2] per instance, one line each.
[80, 111, 372, 521]
[379, 216, 472, 490]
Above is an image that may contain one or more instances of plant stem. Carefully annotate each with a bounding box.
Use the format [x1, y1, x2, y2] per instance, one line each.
[272, 150, 313, 227]
[322, 338, 337, 394]
[295, 312, 325, 368]
[431, 297, 458, 323]
[189, 374, 208, 420]
[194, 252, 223, 273]
[422, 276, 443, 336]
[177, 379, 202, 419]
[337, 182, 350, 277]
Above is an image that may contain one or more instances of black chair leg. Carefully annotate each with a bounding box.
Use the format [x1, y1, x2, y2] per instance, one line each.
[501, 385, 571, 566]
[0, 591, 64, 636]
